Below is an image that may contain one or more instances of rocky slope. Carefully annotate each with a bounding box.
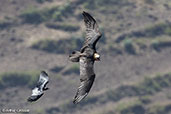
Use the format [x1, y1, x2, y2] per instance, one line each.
[0, 0, 171, 113]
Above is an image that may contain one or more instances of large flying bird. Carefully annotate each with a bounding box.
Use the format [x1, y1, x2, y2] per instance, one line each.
[69, 11, 102, 104]
[27, 71, 49, 102]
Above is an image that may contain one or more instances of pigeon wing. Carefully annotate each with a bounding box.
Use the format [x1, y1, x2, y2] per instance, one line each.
[38, 71, 49, 91]
[27, 71, 49, 102]
[27, 87, 44, 102]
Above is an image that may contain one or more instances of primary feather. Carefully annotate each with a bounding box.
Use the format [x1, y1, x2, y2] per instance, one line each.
[70, 11, 102, 104]
[81, 11, 102, 52]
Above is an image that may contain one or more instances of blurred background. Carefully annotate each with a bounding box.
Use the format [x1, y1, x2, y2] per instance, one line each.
[0, 0, 171, 114]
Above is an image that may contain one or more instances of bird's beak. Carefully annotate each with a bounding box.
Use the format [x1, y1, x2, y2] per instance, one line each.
[94, 53, 100, 61]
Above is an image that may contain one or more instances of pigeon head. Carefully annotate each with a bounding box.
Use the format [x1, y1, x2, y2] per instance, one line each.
[94, 53, 100, 61]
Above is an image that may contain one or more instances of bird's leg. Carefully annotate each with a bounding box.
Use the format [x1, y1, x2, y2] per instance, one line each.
[69, 51, 81, 62]
[79, 53, 87, 57]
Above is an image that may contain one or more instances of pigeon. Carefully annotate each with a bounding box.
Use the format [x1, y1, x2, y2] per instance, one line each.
[27, 71, 49, 102]
[69, 11, 102, 104]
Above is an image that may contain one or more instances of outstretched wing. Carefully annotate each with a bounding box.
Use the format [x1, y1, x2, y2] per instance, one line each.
[38, 71, 49, 91]
[81, 11, 102, 51]
[73, 56, 95, 104]
[27, 71, 49, 102]
[27, 88, 44, 102]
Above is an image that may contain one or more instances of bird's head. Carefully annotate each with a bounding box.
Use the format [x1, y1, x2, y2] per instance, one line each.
[94, 53, 100, 61]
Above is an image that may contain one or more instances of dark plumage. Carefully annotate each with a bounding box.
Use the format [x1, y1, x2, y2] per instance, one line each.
[27, 71, 49, 102]
[69, 11, 102, 104]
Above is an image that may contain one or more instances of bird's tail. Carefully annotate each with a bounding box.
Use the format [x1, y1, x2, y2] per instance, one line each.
[69, 51, 81, 62]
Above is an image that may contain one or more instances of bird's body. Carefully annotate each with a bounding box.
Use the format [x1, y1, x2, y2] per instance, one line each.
[27, 71, 49, 102]
[73, 51, 95, 103]
[69, 11, 102, 104]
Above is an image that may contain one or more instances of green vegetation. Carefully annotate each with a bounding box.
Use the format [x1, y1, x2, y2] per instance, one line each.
[107, 44, 123, 55]
[135, 74, 171, 95]
[115, 22, 171, 43]
[112, 22, 171, 54]
[145, 22, 171, 37]
[105, 41, 123, 55]
[116, 100, 145, 114]
[46, 73, 171, 113]
[63, 64, 79, 75]
[148, 104, 171, 114]
[19, 2, 72, 24]
[50, 66, 63, 73]
[0, 71, 39, 89]
[133, 37, 171, 52]
[82, 0, 130, 10]
[36, 0, 46, 3]
[36, 0, 52, 4]
[165, 26, 171, 36]
[45, 22, 80, 32]
[123, 38, 136, 54]
[115, 100, 171, 114]
[0, 20, 12, 30]
[139, 95, 151, 104]
[35, 108, 46, 114]
[31, 38, 83, 54]
[151, 40, 171, 51]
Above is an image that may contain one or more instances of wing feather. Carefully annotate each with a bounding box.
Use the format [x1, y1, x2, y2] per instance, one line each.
[82, 11, 102, 51]
[27, 71, 49, 102]
[73, 56, 95, 104]
[38, 71, 49, 91]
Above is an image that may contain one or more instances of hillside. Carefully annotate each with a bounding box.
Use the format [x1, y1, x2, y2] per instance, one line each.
[0, 0, 171, 114]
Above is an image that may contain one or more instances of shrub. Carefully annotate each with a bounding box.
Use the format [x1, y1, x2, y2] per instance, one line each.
[31, 38, 83, 54]
[107, 45, 122, 55]
[123, 38, 136, 54]
[151, 40, 171, 51]
[19, 2, 72, 24]
[0, 20, 12, 30]
[140, 76, 161, 93]
[45, 73, 171, 114]
[36, 0, 53, 4]
[45, 22, 80, 32]
[116, 100, 145, 114]
[36, 0, 45, 3]
[0, 71, 39, 89]
[139, 95, 151, 104]
[165, 26, 171, 36]
[83, 0, 130, 9]
[148, 104, 171, 114]
[50, 66, 64, 73]
[145, 23, 171, 37]
[115, 22, 171, 43]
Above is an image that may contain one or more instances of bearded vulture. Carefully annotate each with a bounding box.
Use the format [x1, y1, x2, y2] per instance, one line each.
[69, 11, 102, 104]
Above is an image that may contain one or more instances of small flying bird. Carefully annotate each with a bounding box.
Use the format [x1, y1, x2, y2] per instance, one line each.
[27, 71, 49, 102]
[69, 11, 102, 104]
